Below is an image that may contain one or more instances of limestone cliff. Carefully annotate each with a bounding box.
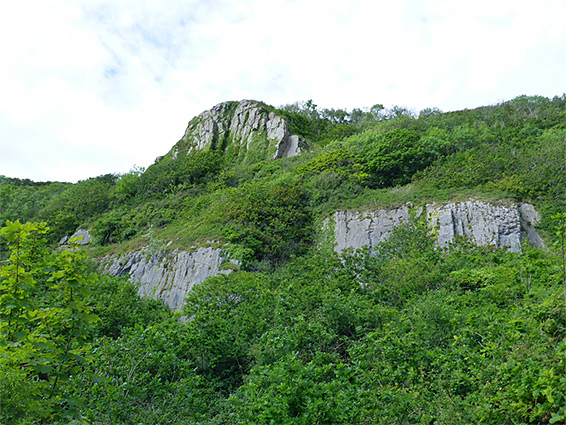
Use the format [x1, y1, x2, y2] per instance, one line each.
[333, 200, 544, 254]
[102, 246, 235, 311]
[101, 201, 544, 311]
[169, 100, 302, 163]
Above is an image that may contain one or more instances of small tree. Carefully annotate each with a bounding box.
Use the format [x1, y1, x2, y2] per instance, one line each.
[0, 220, 98, 423]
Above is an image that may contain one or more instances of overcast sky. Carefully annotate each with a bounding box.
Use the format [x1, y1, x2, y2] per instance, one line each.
[1, 0, 564, 182]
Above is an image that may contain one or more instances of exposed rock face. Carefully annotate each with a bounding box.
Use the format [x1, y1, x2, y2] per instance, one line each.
[59, 229, 92, 245]
[333, 201, 544, 254]
[334, 206, 411, 253]
[518, 203, 546, 249]
[275, 135, 301, 159]
[102, 247, 234, 311]
[101, 201, 544, 311]
[175, 100, 302, 161]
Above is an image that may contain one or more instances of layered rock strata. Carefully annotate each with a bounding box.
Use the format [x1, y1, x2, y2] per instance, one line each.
[102, 247, 234, 311]
[333, 200, 544, 254]
[175, 100, 302, 161]
[102, 201, 544, 311]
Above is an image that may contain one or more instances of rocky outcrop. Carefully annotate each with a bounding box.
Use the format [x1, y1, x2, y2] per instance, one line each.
[102, 246, 236, 311]
[333, 200, 544, 254]
[174, 100, 303, 162]
[334, 206, 411, 253]
[274, 135, 301, 159]
[101, 201, 544, 311]
[59, 229, 92, 245]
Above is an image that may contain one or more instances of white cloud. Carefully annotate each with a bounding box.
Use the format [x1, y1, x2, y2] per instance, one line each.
[0, 0, 565, 182]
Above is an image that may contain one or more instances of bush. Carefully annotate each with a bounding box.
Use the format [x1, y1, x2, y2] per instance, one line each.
[218, 181, 313, 270]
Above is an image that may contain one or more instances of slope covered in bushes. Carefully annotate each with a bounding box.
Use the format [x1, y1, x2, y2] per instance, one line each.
[1, 95, 565, 423]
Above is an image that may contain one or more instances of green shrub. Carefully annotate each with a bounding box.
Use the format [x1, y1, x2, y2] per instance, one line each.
[217, 181, 313, 270]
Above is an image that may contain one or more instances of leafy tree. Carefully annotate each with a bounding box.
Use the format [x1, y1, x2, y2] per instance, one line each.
[419, 107, 443, 118]
[350, 128, 430, 187]
[74, 322, 214, 424]
[137, 149, 224, 198]
[232, 352, 371, 424]
[320, 107, 350, 124]
[0, 180, 70, 246]
[0, 221, 98, 423]
[39, 174, 116, 242]
[113, 165, 145, 201]
[87, 274, 170, 338]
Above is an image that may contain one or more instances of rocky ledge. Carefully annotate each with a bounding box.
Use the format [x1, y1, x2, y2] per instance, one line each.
[101, 201, 545, 311]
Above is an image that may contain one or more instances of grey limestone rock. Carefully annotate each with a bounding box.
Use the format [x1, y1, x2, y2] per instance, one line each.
[333, 201, 543, 254]
[274, 135, 301, 159]
[177, 100, 303, 161]
[59, 229, 92, 245]
[518, 203, 545, 249]
[427, 201, 526, 251]
[102, 246, 234, 311]
[334, 206, 411, 253]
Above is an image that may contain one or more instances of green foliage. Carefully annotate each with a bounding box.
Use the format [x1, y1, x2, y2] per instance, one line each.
[87, 274, 170, 338]
[40, 174, 117, 241]
[165, 226, 556, 423]
[183, 272, 275, 390]
[552, 212, 566, 305]
[91, 209, 127, 245]
[232, 352, 369, 424]
[317, 123, 357, 146]
[113, 165, 145, 201]
[0, 221, 99, 423]
[332, 127, 442, 188]
[137, 149, 224, 198]
[74, 322, 215, 424]
[1, 216, 564, 424]
[218, 181, 313, 270]
[413, 99, 566, 201]
[274, 100, 326, 140]
[1, 94, 566, 423]
[296, 148, 355, 176]
[0, 178, 70, 241]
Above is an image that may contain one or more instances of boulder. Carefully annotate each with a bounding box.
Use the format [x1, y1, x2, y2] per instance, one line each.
[59, 229, 92, 245]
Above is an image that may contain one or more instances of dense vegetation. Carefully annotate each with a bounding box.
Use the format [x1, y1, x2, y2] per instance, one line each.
[1, 94, 565, 423]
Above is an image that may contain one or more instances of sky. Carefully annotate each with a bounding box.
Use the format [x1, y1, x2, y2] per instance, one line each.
[1, 0, 565, 183]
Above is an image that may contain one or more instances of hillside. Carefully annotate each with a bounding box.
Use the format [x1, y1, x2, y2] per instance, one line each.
[1, 95, 566, 423]
[2, 96, 564, 254]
